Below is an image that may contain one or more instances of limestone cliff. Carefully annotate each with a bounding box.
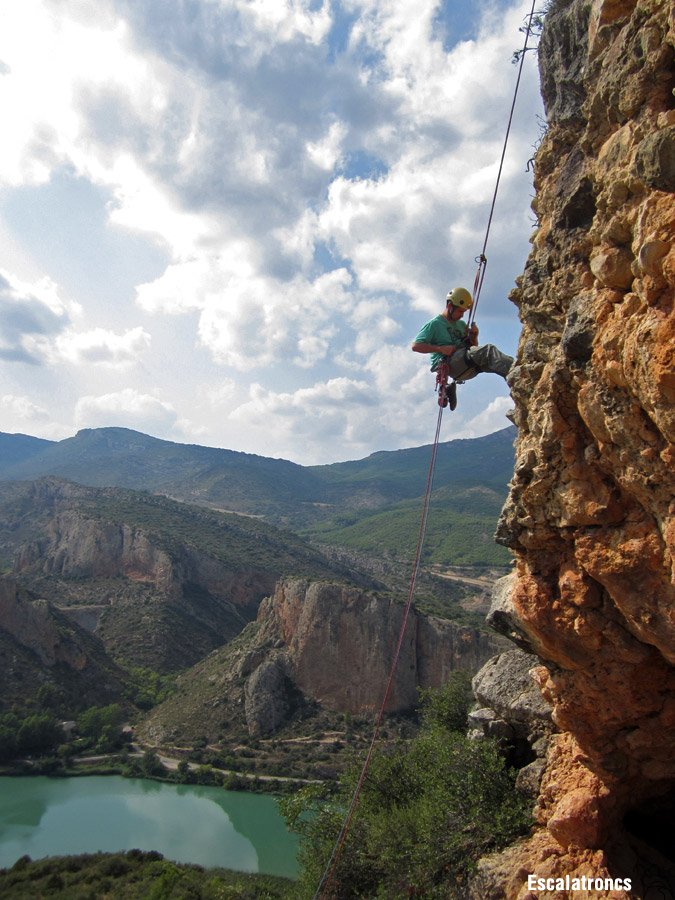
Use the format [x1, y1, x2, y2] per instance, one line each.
[11, 479, 276, 612]
[252, 579, 494, 721]
[0, 575, 128, 710]
[0, 575, 87, 669]
[139, 577, 495, 744]
[477, 0, 674, 895]
[0, 479, 354, 671]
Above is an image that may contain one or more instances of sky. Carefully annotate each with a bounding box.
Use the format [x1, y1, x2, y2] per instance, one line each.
[0, 0, 543, 465]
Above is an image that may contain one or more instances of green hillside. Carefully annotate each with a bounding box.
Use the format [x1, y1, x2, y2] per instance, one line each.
[0, 852, 291, 899]
[306, 485, 511, 566]
[309, 427, 514, 496]
[0, 427, 516, 541]
[0, 428, 320, 521]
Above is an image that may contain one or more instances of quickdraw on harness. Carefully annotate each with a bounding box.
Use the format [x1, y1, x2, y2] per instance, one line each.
[435, 362, 452, 407]
[434, 340, 482, 408]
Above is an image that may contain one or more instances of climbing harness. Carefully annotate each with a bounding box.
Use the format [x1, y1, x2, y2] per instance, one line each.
[313, 2, 538, 894]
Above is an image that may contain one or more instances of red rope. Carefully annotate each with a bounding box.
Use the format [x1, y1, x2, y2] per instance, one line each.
[314, 402, 445, 899]
[468, 0, 538, 329]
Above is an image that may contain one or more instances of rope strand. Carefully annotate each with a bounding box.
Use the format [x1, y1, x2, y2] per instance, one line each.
[314, 402, 445, 899]
[468, 0, 538, 328]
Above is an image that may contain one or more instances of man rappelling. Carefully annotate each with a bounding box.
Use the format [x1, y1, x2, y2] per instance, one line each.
[411, 287, 514, 410]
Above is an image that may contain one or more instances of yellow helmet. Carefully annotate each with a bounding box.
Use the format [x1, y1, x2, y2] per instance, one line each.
[446, 287, 473, 310]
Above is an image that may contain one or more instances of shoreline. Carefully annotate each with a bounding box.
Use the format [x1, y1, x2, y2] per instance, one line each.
[0, 751, 323, 795]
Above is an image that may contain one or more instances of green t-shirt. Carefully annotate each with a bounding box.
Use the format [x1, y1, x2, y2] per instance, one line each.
[414, 315, 468, 370]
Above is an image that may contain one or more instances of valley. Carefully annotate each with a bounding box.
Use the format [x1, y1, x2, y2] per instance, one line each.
[0, 426, 514, 785]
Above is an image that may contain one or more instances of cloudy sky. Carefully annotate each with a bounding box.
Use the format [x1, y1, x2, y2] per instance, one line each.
[0, 0, 543, 465]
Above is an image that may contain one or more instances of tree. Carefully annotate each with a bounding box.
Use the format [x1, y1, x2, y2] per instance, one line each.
[77, 704, 124, 751]
[36, 684, 65, 712]
[419, 669, 473, 733]
[16, 714, 62, 755]
[0, 726, 18, 762]
[176, 759, 192, 783]
[140, 750, 166, 777]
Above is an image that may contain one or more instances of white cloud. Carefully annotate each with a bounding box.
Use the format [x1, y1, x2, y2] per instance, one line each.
[206, 379, 239, 406]
[1, 393, 50, 423]
[307, 120, 347, 171]
[224, 364, 445, 463]
[54, 325, 151, 367]
[0, 393, 72, 439]
[235, 0, 334, 48]
[454, 394, 513, 438]
[140, 260, 356, 370]
[0, 0, 539, 463]
[75, 388, 178, 434]
[227, 376, 381, 461]
[0, 270, 77, 364]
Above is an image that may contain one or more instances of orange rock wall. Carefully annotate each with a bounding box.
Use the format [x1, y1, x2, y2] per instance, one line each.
[490, 0, 674, 893]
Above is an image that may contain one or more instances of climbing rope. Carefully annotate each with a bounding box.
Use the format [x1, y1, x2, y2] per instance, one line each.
[314, 402, 445, 900]
[468, 0, 538, 329]
[313, 4, 539, 895]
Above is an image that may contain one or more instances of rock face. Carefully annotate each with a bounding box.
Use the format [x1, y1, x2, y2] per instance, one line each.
[470, 648, 555, 800]
[0, 575, 127, 710]
[140, 577, 496, 743]
[0, 479, 352, 672]
[12, 480, 274, 615]
[482, 0, 674, 894]
[250, 579, 494, 722]
[0, 575, 86, 669]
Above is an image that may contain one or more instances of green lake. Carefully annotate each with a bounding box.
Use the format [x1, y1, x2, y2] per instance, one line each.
[0, 776, 299, 878]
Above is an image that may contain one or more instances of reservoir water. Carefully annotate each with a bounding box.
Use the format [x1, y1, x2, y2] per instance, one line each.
[0, 776, 299, 878]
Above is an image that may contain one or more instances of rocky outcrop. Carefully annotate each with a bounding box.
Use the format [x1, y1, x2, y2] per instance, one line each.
[246, 578, 495, 727]
[470, 648, 555, 800]
[244, 656, 296, 736]
[0, 575, 87, 669]
[1, 478, 351, 671]
[13, 486, 274, 615]
[479, 0, 674, 894]
[17, 513, 175, 589]
[140, 577, 496, 743]
[0, 575, 128, 710]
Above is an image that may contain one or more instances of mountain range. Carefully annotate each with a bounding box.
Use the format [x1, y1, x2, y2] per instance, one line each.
[0, 425, 514, 718]
[0, 425, 516, 565]
[0, 478, 363, 673]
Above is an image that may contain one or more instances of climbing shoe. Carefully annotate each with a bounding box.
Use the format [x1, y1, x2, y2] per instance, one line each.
[447, 381, 457, 411]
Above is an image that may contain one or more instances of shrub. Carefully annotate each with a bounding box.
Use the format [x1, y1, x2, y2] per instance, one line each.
[419, 669, 473, 733]
[11, 855, 32, 872]
[282, 682, 531, 898]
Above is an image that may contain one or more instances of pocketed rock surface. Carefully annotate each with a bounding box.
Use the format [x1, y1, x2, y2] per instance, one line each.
[476, 0, 674, 895]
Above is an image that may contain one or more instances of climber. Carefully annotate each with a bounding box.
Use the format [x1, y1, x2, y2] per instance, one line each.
[411, 287, 514, 410]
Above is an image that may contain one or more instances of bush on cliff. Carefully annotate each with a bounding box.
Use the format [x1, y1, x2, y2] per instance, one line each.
[282, 675, 530, 898]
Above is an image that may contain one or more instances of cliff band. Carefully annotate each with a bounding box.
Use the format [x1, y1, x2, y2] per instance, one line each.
[478, 0, 674, 894]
